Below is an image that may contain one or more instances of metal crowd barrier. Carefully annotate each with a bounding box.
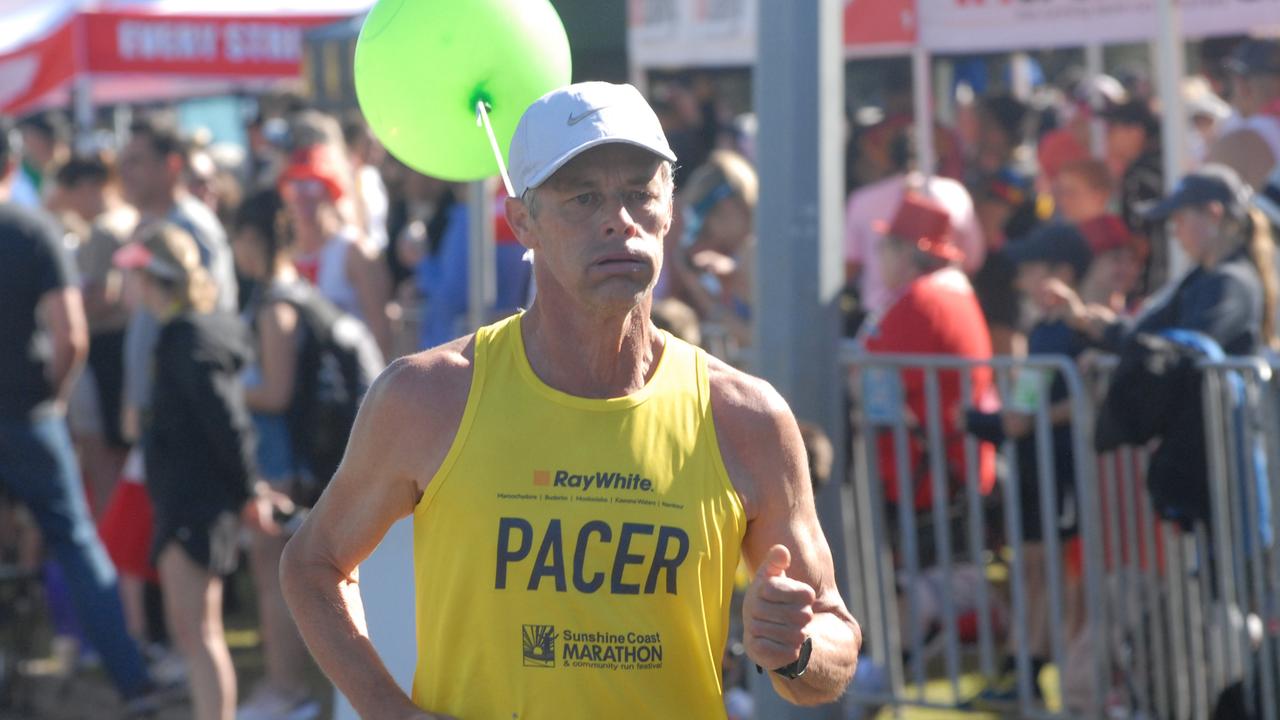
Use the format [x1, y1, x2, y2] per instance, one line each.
[839, 343, 1280, 720]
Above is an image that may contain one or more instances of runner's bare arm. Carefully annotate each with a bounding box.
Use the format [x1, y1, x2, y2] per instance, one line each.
[710, 360, 861, 705]
[280, 336, 473, 720]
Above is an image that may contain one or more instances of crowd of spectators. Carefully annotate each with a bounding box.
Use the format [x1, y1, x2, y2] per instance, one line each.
[2, 35, 1280, 720]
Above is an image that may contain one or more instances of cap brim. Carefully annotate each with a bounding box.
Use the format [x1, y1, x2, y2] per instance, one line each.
[522, 137, 678, 195]
[112, 242, 153, 270]
[1140, 195, 1186, 222]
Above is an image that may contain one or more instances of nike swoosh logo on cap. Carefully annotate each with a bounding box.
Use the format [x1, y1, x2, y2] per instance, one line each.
[567, 106, 608, 126]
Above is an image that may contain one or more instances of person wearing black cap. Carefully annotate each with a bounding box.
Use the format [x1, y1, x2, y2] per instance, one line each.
[1209, 39, 1280, 189]
[966, 222, 1095, 705]
[1048, 164, 1278, 356]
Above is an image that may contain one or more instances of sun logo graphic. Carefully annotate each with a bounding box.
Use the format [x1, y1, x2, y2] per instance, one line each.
[522, 624, 558, 668]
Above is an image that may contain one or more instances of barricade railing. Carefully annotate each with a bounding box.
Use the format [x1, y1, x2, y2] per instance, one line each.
[840, 343, 1280, 720]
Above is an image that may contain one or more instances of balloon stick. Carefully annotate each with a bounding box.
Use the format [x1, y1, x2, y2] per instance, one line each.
[476, 101, 516, 198]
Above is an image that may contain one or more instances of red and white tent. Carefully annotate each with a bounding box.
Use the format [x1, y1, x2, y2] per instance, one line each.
[0, 0, 375, 114]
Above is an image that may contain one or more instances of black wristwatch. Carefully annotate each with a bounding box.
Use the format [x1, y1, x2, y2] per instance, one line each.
[756, 637, 812, 679]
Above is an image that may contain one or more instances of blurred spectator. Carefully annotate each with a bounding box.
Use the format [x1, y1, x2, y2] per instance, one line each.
[859, 193, 996, 511]
[386, 162, 460, 294]
[0, 119, 158, 711]
[280, 113, 394, 357]
[969, 222, 1096, 704]
[846, 134, 985, 319]
[230, 189, 323, 720]
[1184, 76, 1233, 166]
[796, 420, 834, 493]
[1101, 99, 1165, 292]
[970, 169, 1041, 356]
[1077, 215, 1146, 313]
[972, 95, 1031, 179]
[1052, 165, 1277, 356]
[410, 181, 531, 350]
[118, 116, 239, 446]
[343, 114, 390, 253]
[112, 223, 283, 720]
[1209, 39, 1280, 189]
[15, 112, 70, 207]
[1052, 158, 1114, 225]
[667, 149, 757, 353]
[52, 154, 138, 515]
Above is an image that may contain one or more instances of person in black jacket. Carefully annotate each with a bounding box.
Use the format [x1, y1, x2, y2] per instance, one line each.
[1047, 164, 1277, 357]
[113, 222, 282, 720]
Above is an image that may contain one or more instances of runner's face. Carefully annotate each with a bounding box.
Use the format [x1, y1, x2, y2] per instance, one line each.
[512, 145, 673, 312]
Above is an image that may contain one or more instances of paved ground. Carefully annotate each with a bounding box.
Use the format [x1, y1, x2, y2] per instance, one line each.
[0, 569, 334, 720]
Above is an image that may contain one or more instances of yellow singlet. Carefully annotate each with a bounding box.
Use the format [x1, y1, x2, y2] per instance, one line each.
[411, 313, 746, 719]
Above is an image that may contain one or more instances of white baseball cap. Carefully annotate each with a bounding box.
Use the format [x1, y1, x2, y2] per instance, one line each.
[507, 81, 677, 197]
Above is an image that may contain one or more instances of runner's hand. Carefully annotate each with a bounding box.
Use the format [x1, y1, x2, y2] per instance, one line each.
[742, 544, 815, 671]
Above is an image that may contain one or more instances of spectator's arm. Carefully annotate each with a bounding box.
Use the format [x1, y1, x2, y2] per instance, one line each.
[347, 237, 395, 359]
[244, 300, 300, 414]
[39, 286, 88, 405]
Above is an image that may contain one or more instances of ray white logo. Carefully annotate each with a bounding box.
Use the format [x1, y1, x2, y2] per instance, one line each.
[533, 469, 654, 493]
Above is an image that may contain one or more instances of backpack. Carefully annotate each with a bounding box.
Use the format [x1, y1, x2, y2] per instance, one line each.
[266, 282, 384, 497]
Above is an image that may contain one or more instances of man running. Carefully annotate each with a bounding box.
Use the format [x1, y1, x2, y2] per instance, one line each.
[282, 81, 860, 719]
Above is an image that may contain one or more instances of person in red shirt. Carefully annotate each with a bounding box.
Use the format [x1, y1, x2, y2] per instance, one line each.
[860, 192, 997, 513]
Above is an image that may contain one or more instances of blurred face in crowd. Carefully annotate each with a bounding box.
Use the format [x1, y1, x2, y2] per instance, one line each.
[1105, 122, 1147, 168]
[1083, 248, 1142, 303]
[1053, 169, 1111, 225]
[282, 178, 340, 245]
[875, 236, 918, 293]
[119, 135, 180, 212]
[1172, 203, 1224, 265]
[1228, 74, 1280, 117]
[689, 195, 752, 258]
[231, 226, 270, 281]
[508, 144, 673, 314]
[20, 127, 55, 168]
[56, 178, 109, 224]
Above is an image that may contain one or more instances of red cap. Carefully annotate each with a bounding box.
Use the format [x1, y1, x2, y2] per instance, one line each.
[876, 192, 963, 263]
[279, 145, 347, 203]
[1079, 214, 1148, 259]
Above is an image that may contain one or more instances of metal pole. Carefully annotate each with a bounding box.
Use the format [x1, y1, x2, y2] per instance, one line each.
[912, 45, 936, 179]
[466, 179, 496, 332]
[1154, 0, 1190, 278]
[1084, 43, 1106, 159]
[753, 0, 845, 717]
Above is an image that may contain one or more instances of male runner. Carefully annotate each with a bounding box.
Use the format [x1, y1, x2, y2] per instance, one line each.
[282, 81, 860, 718]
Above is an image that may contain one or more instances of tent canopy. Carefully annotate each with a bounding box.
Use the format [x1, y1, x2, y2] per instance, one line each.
[0, 0, 375, 114]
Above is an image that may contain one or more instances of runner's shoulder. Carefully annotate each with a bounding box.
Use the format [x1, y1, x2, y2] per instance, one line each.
[362, 334, 475, 432]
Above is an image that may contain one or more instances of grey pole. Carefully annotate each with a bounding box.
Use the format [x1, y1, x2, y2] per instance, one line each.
[1153, 0, 1190, 278]
[752, 0, 849, 718]
[467, 179, 497, 333]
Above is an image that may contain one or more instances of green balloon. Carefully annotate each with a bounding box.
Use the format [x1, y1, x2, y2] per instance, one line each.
[354, 0, 572, 182]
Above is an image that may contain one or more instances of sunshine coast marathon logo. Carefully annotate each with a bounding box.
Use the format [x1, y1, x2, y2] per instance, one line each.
[522, 624, 664, 671]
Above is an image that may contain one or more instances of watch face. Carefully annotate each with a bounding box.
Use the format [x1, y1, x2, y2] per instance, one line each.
[793, 636, 813, 676]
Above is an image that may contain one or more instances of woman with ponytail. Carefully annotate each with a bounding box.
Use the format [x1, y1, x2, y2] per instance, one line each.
[113, 222, 282, 720]
[1048, 164, 1277, 355]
